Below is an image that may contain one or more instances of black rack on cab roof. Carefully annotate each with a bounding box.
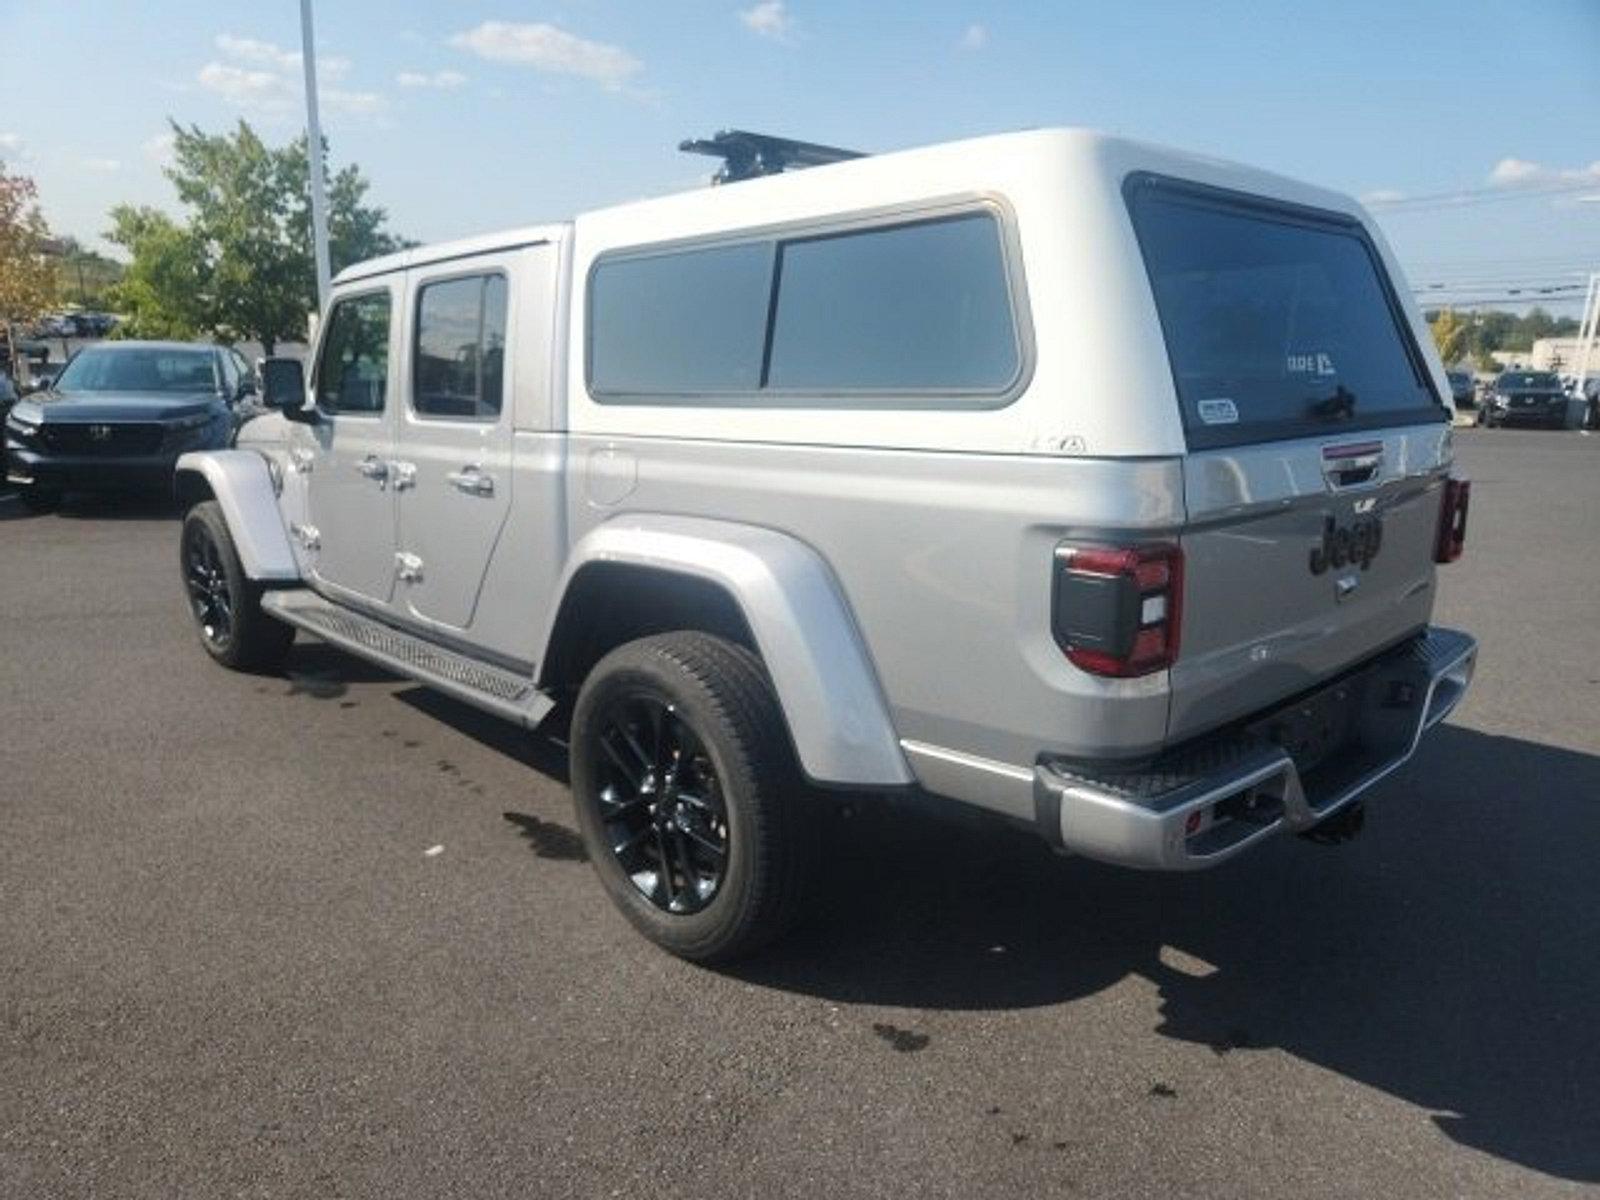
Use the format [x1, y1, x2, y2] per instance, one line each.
[678, 129, 867, 185]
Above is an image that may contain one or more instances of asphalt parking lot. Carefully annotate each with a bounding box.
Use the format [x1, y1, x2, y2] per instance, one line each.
[2, 428, 1597, 1198]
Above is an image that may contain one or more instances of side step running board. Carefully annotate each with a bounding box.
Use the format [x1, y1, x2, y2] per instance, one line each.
[262, 588, 556, 728]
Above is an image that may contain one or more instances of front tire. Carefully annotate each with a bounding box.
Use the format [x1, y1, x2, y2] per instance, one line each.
[180, 500, 294, 671]
[569, 632, 813, 963]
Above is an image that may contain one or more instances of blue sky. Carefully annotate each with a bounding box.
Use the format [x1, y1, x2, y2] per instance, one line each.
[3, 0, 1598, 311]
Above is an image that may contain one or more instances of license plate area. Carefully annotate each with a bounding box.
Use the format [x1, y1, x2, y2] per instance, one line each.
[1251, 675, 1367, 774]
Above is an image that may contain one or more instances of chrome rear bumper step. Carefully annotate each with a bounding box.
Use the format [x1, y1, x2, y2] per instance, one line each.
[262, 588, 555, 728]
[1035, 626, 1477, 870]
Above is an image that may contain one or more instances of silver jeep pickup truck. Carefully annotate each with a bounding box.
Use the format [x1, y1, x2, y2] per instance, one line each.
[175, 128, 1476, 961]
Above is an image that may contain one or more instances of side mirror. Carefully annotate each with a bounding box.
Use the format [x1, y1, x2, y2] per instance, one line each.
[260, 357, 317, 423]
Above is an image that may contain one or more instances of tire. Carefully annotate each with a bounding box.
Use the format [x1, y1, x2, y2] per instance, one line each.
[179, 500, 294, 671]
[569, 631, 813, 963]
[17, 485, 61, 512]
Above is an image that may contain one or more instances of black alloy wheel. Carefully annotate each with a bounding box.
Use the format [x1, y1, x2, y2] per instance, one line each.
[588, 693, 732, 914]
[183, 520, 235, 648]
[569, 632, 813, 962]
[178, 500, 294, 671]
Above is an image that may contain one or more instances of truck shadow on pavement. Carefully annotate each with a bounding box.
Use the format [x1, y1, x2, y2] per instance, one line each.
[736, 724, 1600, 1184]
[290, 662, 1600, 1182]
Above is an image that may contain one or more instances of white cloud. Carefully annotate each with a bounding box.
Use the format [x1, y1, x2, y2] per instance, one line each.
[1488, 157, 1600, 187]
[739, 1, 793, 40]
[959, 23, 988, 50]
[1360, 188, 1407, 205]
[214, 34, 350, 81]
[0, 132, 23, 154]
[397, 69, 468, 89]
[198, 61, 295, 110]
[78, 156, 121, 174]
[198, 47, 383, 118]
[142, 132, 177, 165]
[449, 21, 642, 90]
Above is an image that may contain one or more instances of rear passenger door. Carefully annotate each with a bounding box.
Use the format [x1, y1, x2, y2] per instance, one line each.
[393, 260, 514, 633]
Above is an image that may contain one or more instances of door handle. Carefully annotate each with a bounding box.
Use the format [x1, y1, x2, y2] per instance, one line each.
[390, 460, 417, 491]
[445, 464, 495, 497]
[356, 455, 389, 483]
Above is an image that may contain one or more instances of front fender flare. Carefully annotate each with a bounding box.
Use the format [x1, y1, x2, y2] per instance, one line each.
[175, 450, 299, 582]
[541, 515, 912, 788]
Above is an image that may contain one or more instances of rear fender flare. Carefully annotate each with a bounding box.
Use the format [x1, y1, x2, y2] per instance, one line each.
[539, 515, 911, 788]
[174, 450, 299, 582]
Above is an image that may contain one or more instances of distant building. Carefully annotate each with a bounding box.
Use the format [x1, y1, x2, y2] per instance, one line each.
[1529, 337, 1598, 373]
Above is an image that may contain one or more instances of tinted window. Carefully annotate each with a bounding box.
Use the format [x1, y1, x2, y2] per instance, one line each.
[414, 274, 508, 419]
[590, 242, 773, 395]
[767, 214, 1018, 392]
[55, 347, 220, 394]
[315, 292, 391, 414]
[1129, 181, 1442, 448]
[1498, 372, 1558, 390]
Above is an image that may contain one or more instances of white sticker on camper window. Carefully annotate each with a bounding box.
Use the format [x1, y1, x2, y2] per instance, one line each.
[1287, 352, 1337, 376]
[1197, 398, 1239, 425]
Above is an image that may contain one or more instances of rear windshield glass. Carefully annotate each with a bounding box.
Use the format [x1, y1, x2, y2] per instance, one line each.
[1497, 372, 1559, 391]
[1127, 177, 1443, 449]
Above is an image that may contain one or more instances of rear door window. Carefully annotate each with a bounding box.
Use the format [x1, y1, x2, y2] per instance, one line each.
[1127, 176, 1444, 448]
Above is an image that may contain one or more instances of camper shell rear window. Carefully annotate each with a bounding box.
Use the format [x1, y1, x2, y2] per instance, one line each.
[1125, 173, 1446, 450]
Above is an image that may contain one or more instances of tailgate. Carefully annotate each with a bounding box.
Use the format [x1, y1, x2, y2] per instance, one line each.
[1170, 425, 1450, 740]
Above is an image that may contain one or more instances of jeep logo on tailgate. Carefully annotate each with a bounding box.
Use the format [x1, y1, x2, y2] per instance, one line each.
[1310, 513, 1384, 574]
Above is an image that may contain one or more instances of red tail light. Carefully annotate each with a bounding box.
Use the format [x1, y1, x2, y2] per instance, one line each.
[1434, 477, 1470, 564]
[1052, 544, 1183, 678]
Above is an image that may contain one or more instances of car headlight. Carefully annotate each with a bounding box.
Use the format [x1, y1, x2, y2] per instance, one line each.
[170, 412, 217, 431]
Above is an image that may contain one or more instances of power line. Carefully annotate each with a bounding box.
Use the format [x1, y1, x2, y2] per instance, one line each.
[1368, 179, 1600, 213]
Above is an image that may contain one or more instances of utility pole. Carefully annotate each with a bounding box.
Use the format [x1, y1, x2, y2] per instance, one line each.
[1575, 272, 1598, 402]
[299, 0, 332, 316]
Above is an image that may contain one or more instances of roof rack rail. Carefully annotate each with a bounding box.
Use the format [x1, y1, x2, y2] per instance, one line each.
[678, 129, 867, 186]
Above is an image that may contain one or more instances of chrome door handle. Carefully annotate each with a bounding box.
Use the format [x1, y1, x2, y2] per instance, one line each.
[356, 455, 388, 482]
[390, 460, 417, 491]
[445, 465, 495, 496]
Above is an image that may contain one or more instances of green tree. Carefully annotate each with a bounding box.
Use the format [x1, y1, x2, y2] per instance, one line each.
[1428, 308, 1470, 366]
[105, 206, 206, 340]
[0, 160, 59, 371]
[109, 120, 406, 353]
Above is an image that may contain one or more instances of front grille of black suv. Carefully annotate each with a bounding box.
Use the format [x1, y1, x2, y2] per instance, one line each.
[41, 423, 166, 455]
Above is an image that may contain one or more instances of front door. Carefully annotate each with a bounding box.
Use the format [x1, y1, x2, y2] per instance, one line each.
[299, 286, 399, 607]
[394, 264, 514, 632]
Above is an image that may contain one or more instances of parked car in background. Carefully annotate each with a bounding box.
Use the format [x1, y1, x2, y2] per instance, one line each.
[1477, 369, 1581, 429]
[1445, 369, 1475, 409]
[3, 341, 255, 510]
[0, 334, 50, 375]
[0, 371, 17, 430]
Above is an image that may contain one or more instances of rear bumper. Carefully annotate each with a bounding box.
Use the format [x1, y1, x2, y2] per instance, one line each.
[1033, 626, 1477, 870]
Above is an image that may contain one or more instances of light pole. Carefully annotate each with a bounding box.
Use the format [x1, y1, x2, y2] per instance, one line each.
[299, 0, 332, 316]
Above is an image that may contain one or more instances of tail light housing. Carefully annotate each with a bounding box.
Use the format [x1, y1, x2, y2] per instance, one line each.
[1052, 543, 1183, 677]
[1434, 477, 1470, 564]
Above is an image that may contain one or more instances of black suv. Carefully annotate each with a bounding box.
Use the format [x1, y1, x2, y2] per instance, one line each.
[1477, 370, 1571, 429]
[3, 341, 254, 509]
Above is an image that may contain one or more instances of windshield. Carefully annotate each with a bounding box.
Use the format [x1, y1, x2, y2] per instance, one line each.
[1498, 372, 1559, 391]
[1127, 177, 1443, 449]
[55, 347, 220, 394]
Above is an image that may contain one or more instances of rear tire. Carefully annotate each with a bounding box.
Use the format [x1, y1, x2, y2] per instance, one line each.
[180, 500, 294, 671]
[569, 631, 814, 963]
